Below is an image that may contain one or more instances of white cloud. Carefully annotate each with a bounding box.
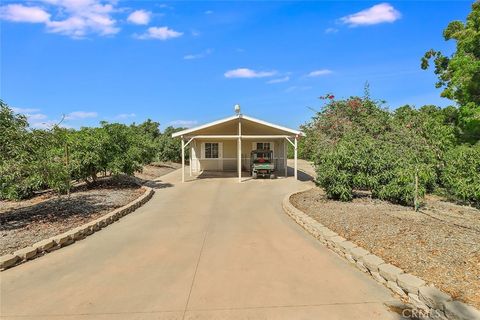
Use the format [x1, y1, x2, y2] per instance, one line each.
[12, 107, 41, 113]
[267, 76, 290, 84]
[341, 3, 401, 26]
[136, 26, 183, 40]
[115, 113, 136, 119]
[0, 4, 51, 23]
[65, 111, 98, 120]
[127, 9, 151, 25]
[0, 0, 122, 38]
[307, 69, 333, 77]
[30, 120, 59, 129]
[325, 27, 338, 34]
[26, 113, 48, 120]
[44, 0, 120, 38]
[183, 48, 213, 60]
[169, 120, 198, 128]
[285, 86, 312, 93]
[204, 10, 213, 14]
[224, 68, 277, 79]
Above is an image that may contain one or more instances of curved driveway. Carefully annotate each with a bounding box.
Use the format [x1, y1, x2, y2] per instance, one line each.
[1, 162, 401, 319]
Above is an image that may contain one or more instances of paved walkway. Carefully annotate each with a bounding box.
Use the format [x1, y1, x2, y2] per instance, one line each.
[1, 161, 402, 319]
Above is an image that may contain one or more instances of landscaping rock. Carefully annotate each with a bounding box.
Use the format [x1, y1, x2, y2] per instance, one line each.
[339, 241, 357, 253]
[408, 293, 429, 311]
[444, 301, 480, 320]
[345, 253, 355, 264]
[33, 239, 55, 252]
[69, 228, 84, 240]
[13, 246, 37, 260]
[356, 260, 369, 273]
[419, 286, 452, 310]
[362, 254, 384, 272]
[80, 224, 94, 236]
[379, 263, 404, 282]
[371, 271, 386, 284]
[350, 247, 369, 261]
[329, 235, 346, 248]
[53, 233, 73, 246]
[88, 221, 100, 231]
[430, 310, 449, 320]
[397, 273, 425, 295]
[320, 228, 337, 239]
[387, 280, 407, 297]
[0, 254, 19, 269]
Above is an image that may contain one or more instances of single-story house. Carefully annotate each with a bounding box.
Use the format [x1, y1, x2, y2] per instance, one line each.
[172, 108, 303, 182]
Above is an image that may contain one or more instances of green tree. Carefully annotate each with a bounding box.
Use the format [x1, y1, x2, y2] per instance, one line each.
[421, 2, 480, 142]
[0, 101, 42, 199]
[156, 126, 184, 162]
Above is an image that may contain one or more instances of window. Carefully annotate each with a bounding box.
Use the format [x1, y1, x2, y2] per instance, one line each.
[256, 142, 271, 151]
[205, 143, 219, 158]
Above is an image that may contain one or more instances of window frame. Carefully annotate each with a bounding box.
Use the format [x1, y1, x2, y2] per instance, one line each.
[204, 142, 219, 159]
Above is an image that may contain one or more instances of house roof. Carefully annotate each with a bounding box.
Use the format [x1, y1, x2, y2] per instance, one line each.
[172, 114, 303, 138]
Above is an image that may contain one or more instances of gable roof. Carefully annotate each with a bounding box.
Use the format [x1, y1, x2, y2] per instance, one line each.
[171, 114, 303, 138]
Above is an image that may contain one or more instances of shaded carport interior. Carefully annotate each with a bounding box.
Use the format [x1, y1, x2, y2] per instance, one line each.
[172, 113, 304, 182]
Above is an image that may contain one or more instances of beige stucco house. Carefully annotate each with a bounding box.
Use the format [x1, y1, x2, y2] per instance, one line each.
[172, 110, 303, 182]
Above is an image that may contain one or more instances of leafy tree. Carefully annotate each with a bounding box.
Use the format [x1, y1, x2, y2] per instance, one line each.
[136, 119, 161, 140]
[156, 126, 184, 162]
[421, 2, 480, 142]
[0, 101, 42, 199]
[310, 96, 452, 207]
[442, 144, 480, 205]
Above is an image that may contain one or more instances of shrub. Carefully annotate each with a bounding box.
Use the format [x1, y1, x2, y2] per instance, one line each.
[311, 96, 447, 207]
[441, 144, 480, 205]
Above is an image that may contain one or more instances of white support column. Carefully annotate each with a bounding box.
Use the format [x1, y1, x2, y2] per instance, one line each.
[294, 136, 298, 180]
[284, 139, 287, 177]
[238, 118, 242, 182]
[189, 144, 192, 177]
[181, 138, 185, 183]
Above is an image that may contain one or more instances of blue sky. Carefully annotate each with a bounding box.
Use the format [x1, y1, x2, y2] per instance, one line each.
[0, 1, 474, 130]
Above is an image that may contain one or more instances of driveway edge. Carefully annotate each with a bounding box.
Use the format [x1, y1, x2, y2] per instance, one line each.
[282, 188, 480, 320]
[0, 186, 155, 271]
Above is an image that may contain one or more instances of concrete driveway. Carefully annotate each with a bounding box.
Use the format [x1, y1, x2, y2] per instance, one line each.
[1, 161, 402, 319]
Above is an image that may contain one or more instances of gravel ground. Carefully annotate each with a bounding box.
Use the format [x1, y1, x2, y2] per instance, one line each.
[0, 163, 179, 256]
[0, 178, 144, 255]
[291, 187, 480, 309]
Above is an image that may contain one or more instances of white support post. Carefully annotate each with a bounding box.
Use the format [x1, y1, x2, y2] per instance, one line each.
[284, 139, 287, 177]
[189, 144, 192, 177]
[294, 136, 298, 180]
[181, 139, 185, 183]
[238, 118, 242, 182]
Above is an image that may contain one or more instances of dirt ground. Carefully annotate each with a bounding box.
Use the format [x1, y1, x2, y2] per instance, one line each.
[0, 163, 179, 256]
[291, 188, 480, 309]
[134, 162, 181, 181]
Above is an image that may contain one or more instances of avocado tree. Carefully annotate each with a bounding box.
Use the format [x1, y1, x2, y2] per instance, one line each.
[421, 2, 480, 142]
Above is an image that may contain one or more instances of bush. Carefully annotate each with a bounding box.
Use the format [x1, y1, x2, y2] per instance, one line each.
[0, 102, 160, 200]
[156, 126, 184, 162]
[311, 96, 452, 207]
[441, 144, 480, 205]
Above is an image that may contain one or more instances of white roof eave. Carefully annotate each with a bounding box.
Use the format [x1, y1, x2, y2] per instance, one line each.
[171, 114, 303, 138]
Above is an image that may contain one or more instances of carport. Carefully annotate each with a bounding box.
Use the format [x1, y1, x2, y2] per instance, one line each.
[172, 109, 303, 182]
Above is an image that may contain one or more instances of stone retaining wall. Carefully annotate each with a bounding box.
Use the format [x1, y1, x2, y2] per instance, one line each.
[283, 189, 480, 320]
[0, 186, 154, 271]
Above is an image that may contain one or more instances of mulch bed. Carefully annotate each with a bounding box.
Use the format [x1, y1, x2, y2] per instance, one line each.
[0, 177, 144, 256]
[290, 187, 480, 309]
